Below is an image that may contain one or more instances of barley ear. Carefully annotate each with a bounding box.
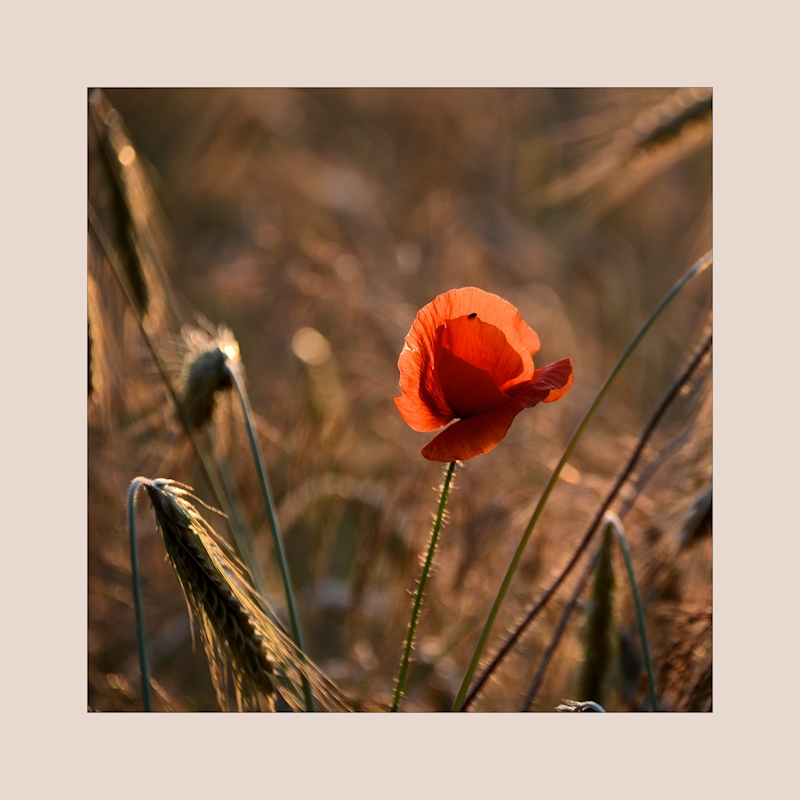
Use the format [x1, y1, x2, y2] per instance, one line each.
[178, 324, 239, 429]
[139, 478, 353, 712]
[143, 478, 276, 711]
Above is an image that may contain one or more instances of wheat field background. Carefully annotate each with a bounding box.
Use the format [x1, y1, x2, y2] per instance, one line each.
[88, 87, 712, 712]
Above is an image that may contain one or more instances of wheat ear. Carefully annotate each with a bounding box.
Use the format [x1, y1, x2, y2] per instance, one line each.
[142, 478, 275, 710]
[137, 478, 352, 711]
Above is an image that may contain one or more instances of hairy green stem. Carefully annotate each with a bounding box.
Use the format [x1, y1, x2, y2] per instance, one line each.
[227, 364, 315, 712]
[452, 251, 712, 711]
[391, 461, 456, 712]
[127, 479, 153, 711]
[607, 514, 659, 711]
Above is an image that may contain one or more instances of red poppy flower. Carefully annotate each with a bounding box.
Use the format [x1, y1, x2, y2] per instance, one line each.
[394, 287, 574, 462]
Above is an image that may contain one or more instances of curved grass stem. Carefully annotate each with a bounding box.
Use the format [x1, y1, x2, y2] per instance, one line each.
[90, 204, 281, 685]
[88, 205, 254, 575]
[127, 478, 153, 711]
[391, 461, 456, 712]
[452, 251, 712, 711]
[471, 329, 712, 709]
[607, 514, 659, 711]
[227, 364, 315, 712]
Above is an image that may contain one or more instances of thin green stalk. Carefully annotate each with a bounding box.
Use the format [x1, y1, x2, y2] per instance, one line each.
[88, 205, 251, 568]
[127, 479, 153, 712]
[464, 329, 712, 709]
[391, 461, 456, 712]
[606, 514, 659, 711]
[226, 364, 315, 713]
[205, 428, 273, 613]
[90, 203, 283, 668]
[452, 250, 712, 711]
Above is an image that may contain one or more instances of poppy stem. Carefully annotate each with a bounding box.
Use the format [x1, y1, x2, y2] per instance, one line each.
[452, 250, 712, 711]
[391, 461, 457, 712]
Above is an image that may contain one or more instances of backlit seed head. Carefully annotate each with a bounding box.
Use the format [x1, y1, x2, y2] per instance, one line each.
[179, 323, 240, 428]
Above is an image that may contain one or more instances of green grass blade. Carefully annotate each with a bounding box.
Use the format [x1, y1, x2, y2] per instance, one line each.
[452, 250, 711, 711]
[127, 478, 153, 711]
[227, 364, 315, 712]
[466, 329, 711, 710]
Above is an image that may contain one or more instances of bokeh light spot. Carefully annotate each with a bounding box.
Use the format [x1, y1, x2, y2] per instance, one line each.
[292, 327, 331, 366]
[118, 145, 136, 166]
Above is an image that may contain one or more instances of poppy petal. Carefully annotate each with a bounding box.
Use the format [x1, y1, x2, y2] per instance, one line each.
[543, 371, 573, 403]
[421, 401, 524, 462]
[533, 358, 574, 403]
[437, 316, 534, 394]
[394, 393, 452, 432]
[394, 288, 571, 457]
[510, 359, 573, 409]
[434, 338, 510, 417]
[419, 287, 541, 357]
[395, 344, 453, 432]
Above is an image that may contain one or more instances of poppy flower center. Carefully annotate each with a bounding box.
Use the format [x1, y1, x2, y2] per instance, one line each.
[432, 316, 533, 418]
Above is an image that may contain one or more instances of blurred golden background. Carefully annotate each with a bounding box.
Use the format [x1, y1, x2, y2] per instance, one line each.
[88, 88, 711, 712]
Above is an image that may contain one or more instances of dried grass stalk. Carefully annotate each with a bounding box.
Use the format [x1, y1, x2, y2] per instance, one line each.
[88, 89, 173, 333]
[545, 88, 712, 215]
[87, 268, 126, 422]
[87, 272, 104, 402]
[679, 481, 712, 550]
[141, 478, 351, 711]
[630, 88, 712, 152]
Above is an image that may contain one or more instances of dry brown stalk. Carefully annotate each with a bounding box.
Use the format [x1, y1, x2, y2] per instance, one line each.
[544, 88, 712, 216]
[88, 89, 173, 333]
